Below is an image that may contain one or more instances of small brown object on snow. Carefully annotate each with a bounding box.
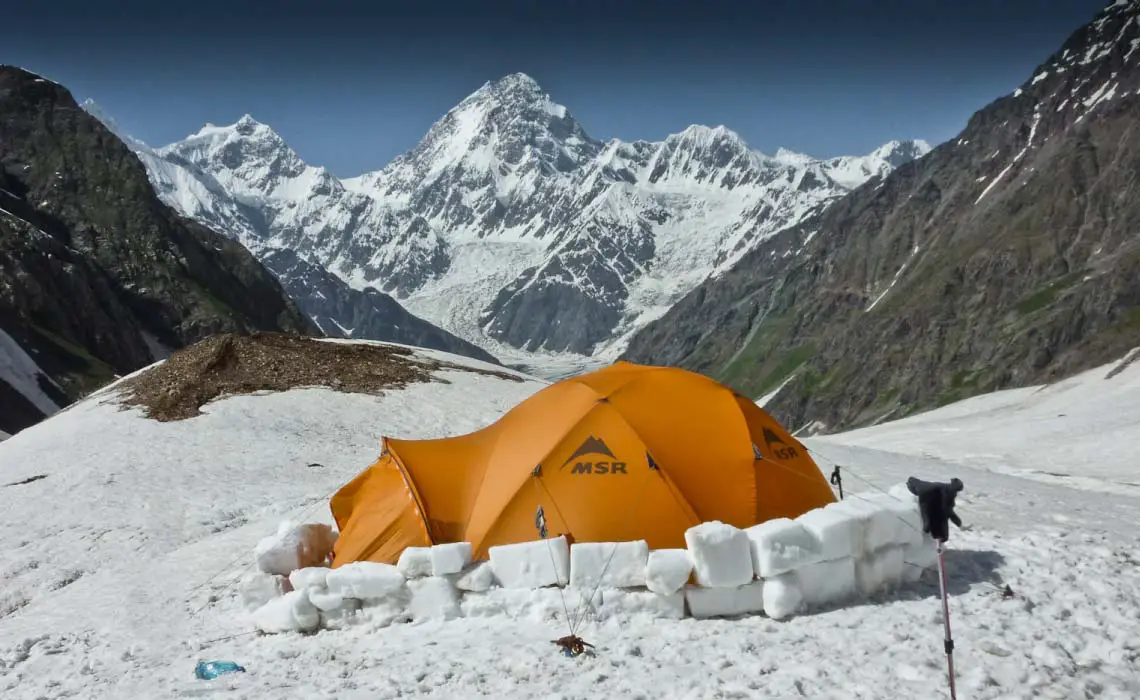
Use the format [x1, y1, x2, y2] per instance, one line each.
[552, 635, 595, 657]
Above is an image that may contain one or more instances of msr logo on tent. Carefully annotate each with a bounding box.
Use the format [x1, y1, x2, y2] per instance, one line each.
[762, 427, 799, 461]
[561, 436, 627, 475]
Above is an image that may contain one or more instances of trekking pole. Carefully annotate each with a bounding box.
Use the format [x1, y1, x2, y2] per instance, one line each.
[907, 477, 964, 700]
[829, 465, 844, 499]
[934, 538, 957, 700]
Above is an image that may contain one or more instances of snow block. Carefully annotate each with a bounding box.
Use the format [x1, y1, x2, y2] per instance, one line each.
[488, 535, 570, 589]
[884, 483, 926, 546]
[902, 534, 938, 583]
[239, 571, 291, 611]
[823, 497, 896, 557]
[255, 522, 337, 576]
[569, 540, 649, 589]
[645, 549, 693, 596]
[599, 587, 685, 620]
[684, 521, 754, 588]
[846, 491, 924, 550]
[744, 518, 824, 578]
[879, 495, 924, 548]
[288, 566, 331, 591]
[326, 561, 408, 601]
[795, 507, 856, 561]
[307, 585, 347, 613]
[855, 545, 905, 596]
[430, 542, 472, 577]
[762, 572, 803, 621]
[684, 580, 765, 619]
[397, 546, 433, 578]
[252, 590, 320, 634]
[319, 598, 362, 630]
[797, 557, 858, 608]
[454, 561, 496, 592]
[408, 577, 463, 621]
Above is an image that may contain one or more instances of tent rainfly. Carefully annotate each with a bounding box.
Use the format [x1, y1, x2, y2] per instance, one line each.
[330, 361, 836, 566]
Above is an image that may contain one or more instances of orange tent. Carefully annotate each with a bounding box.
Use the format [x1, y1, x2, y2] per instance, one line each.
[330, 361, 835, 566]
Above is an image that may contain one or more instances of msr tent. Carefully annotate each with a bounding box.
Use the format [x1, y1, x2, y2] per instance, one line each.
[330, 361, 835, 566]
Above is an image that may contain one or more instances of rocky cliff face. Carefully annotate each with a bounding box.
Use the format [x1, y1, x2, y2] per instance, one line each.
[0, 66, 314, 435]
[623, 0, 1140, 433]
[128, 73, 926, 359]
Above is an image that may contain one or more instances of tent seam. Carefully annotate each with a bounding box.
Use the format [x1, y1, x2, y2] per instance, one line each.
[388, 446, 434, 545]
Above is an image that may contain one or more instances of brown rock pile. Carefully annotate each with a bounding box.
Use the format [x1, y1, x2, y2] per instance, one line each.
[115, 332, 524, 421]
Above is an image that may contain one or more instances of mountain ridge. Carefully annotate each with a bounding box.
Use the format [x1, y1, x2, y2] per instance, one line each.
[621, 0, 1140, 434]
[81, 99, 500, 365]
[119, 72, 928, 361]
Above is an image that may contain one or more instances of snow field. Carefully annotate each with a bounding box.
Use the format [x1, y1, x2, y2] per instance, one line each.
[247, 486, 934, 634]
[5, 349, 1140, 698]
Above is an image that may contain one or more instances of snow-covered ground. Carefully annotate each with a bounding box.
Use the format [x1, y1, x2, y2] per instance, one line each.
[823, 350, 1140, 495]
[1, 347, 1138, 699]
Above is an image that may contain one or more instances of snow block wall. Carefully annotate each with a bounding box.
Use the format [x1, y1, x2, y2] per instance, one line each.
[244, 483, 938, 633]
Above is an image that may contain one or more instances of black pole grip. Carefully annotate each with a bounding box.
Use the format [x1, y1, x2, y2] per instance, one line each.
[906, 477, 964, 542]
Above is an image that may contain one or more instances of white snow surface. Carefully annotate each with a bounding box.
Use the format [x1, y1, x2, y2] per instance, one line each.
[822, 349, 1140, 494]
[1, 350, 1140, 697]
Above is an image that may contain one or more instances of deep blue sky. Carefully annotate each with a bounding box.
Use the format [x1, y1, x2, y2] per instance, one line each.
[2, 0, 1111, 176]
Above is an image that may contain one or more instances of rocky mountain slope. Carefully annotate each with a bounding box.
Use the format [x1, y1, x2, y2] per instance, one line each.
[0, 66, 314, 435]
[81, 101, 497, 364]
[624, 0, 1140, 434]
[123, 74, 927, 359]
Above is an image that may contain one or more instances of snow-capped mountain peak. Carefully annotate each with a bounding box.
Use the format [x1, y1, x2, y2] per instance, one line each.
[464, 72, 559, 113]
[355, 72, 601, 204]
[157, 113, 341, 205]
[818, 139, 933, 189]
[643, 123, 766, 188]
[109, 73, 929, 362]
[772, 147, 816, 166]
[866, 138, 933, 166]
[670, 123, 743, 144]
